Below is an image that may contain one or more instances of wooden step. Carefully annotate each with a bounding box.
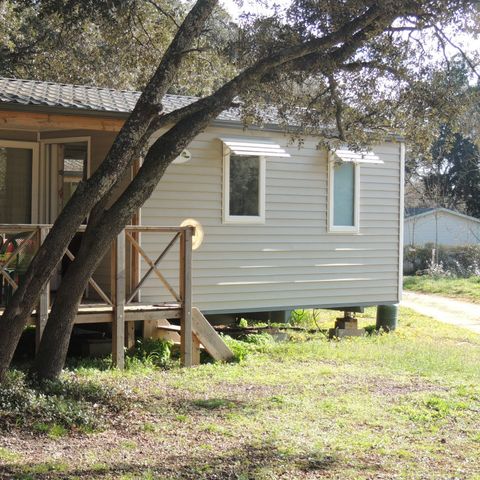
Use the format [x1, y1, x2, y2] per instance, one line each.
[192, 307, 234, 362]
[152, 319, 181, 344]
[150, 309, 234, 363]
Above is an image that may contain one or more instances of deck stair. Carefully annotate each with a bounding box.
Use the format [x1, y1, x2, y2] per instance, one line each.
[154, 307, 234, 364]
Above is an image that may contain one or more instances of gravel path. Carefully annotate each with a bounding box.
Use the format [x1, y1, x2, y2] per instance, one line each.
[402, 291, 480, 335]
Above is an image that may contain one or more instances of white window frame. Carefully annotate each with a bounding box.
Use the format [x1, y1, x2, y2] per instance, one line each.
[40, 136, 91, 222]
[222, 144, 266, 224]
[327, 154, 360, 234]
[0, 139, 40, 224]
[41, 136, 91, 175]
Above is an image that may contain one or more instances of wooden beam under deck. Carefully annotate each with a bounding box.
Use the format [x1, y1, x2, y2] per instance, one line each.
[0, 110, 125, 132]
[17, 303, 183, 326]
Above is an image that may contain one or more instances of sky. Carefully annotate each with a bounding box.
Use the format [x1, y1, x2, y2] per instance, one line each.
[220, 0, 291, 20]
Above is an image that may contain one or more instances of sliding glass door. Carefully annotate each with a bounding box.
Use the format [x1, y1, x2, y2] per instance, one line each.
[0, 141, 38, 224]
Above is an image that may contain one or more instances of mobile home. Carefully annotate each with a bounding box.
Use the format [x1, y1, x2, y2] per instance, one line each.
[0, 77, 405, 361]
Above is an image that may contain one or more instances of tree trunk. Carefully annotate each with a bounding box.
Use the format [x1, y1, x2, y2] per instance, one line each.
[0, 0, 220, 383]
[0, 128, 153, 382]
[33, 228, 115, 379]
[33, 106, 221, 378]
[0, 183, 100, 382]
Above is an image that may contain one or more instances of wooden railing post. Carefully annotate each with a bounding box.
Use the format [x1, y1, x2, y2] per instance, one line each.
[36, 227, 50, 352]
[112, 230, 126, 369]
[180, 227, 194, 366]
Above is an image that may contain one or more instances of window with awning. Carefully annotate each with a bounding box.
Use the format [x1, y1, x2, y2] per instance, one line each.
[221, 137, 289, 224]
[327, 148, 383, 234]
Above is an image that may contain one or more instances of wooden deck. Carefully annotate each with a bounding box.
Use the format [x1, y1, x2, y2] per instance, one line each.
[0, 224, 196, 368]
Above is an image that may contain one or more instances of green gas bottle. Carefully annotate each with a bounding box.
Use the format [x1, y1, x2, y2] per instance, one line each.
[376, 304, 399, 332]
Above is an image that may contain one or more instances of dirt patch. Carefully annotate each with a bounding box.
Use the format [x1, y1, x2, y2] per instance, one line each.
[364, 376, 449, 397]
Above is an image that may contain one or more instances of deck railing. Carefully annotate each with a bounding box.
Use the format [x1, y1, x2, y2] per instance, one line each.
[0, 224, 195, 368]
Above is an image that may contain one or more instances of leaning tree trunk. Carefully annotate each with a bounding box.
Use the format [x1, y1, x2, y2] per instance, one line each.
[0, 0, 220, 383]
[0, 184, 105, 382]
[33, 105, 225, 379]
[33, 225, 117, 379]
[0, 125, 155, 382]
[0, 140, 147, 382]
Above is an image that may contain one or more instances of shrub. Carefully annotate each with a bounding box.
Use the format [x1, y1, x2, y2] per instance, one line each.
[404, 244, 480, 277]
[424, 259, 453, 279]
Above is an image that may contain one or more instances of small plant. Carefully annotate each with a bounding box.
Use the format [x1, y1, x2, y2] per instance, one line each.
[238, 318, 248, 328]
[290, 309, 309, 326]
[222, 336, 251, 361]
[241, 332, 275, 346]
[290, 309, 324, 329]
[128, 338, 173, 368]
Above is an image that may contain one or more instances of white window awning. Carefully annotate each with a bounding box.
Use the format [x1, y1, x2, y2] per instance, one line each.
[331, 149, 383, 164]
[220, 137, 291, 157]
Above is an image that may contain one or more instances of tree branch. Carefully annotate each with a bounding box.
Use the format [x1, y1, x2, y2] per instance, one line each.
[85, 0, 219, 230]
[339, 60, 406, 78]
[433, 24, 480, 80]
[93, 5, 404, 237]
[327, 74, 346, 141]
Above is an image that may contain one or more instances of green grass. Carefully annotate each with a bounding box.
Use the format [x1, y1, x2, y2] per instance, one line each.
[403, 275, 480, 302]
[1, 307, 480, 479]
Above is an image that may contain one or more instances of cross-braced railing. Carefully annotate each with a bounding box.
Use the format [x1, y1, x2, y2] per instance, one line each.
[0, 224, 195, 368]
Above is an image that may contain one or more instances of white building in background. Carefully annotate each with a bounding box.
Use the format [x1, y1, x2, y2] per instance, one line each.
[404, 207, 480, 247]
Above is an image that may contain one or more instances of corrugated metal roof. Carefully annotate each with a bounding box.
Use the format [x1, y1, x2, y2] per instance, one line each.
[0, 77, 241, 122]
[404, 207, 480, 224]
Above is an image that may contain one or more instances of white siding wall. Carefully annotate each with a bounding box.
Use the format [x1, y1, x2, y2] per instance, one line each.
[141, 126, 402, 313]
[405, 212, 480, 246]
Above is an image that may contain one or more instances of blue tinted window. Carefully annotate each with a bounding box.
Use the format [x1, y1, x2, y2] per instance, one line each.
[333, 162, 355, 226]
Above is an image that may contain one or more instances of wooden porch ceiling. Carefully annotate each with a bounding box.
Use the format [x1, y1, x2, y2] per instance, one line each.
[0, 109, 125, 132]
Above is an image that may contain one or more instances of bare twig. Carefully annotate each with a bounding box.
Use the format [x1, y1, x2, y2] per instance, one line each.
[145, 0, 181, 28]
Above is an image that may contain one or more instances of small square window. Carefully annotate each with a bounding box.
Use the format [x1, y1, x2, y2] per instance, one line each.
[328, 159, 360, 233]
[223, 152, 265, 224]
